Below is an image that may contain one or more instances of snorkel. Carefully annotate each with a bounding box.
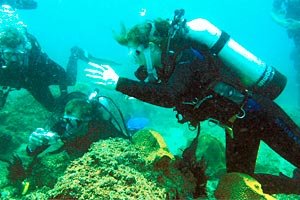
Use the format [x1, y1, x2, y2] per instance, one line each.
[129, 21, 159, 83]
[143, 47, 158, 82]
[144, 22, 158, 82]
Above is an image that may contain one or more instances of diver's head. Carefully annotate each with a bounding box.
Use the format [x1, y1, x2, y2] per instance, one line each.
[115, 19, 171, 82]
[0, 21, 31, 68]
[62, 99, 93, 139]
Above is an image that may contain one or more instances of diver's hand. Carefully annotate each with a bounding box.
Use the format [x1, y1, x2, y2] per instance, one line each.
[28, 128, 58, 152]
[70, 46, 90, 62]
[85, 62, 119, 90]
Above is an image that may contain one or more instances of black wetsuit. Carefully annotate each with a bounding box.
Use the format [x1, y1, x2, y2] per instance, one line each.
[116, 47, 300, 193]
[0, 33, 77, 111]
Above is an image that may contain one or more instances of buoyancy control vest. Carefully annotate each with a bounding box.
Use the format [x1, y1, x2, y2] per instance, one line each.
[170, 47, 244, 128]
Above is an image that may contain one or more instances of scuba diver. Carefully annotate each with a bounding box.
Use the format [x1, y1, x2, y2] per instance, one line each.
[1, 91, 131, 196]
[26, 90, 130, 158]
[84, 9, 300, 195]
[272, 0, 300, 107]
[0, 0, 37, 10]
[1, 90, 148, 197]
[0, 5, 79, 111]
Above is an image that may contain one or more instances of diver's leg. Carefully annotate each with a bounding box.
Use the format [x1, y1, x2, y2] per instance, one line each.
[254, 173, 300, 194]
[225, 113, 300, 194]
[225, 116, 260, 174]
[250, 96, 300, 194]
[257, 97, 300, 169]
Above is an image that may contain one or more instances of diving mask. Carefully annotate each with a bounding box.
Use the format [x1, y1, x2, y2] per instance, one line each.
[128, 45, 144, 64]
[62, 115, 90, 139]
[0, 46, 28, 67]
[63, 115, 83, 129]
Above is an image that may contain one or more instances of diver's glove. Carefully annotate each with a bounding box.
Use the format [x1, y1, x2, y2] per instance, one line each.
[70, 46, 90, 62]
[27, 128, 59, 153]
[85, 63, 119, 90]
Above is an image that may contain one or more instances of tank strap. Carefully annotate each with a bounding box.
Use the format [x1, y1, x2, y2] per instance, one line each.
[210, 31, 230, 56]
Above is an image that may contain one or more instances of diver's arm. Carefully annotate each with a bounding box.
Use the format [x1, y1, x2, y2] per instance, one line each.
[66, 52, 78, 86]
[28, 34, 69, 96]
[116, 79, 177, 107]
[116, 56, 194, 107]
[85, 49, 203, 107]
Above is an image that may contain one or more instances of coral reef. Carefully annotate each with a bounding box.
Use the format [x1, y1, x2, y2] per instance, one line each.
[215, 172, 276, 200]
[28, 151, 71, 188]
[132, 129, 175, 163]
[29, 136, 196, 200]
[132, 129, 198, 198]
[195, 134, 226, 179]
[12, 129, 200, 199]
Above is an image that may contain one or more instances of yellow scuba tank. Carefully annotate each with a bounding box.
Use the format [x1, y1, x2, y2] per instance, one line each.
[186, 18, 287, 100]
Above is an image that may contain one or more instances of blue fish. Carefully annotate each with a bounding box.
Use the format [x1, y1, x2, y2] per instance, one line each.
[126, 117, 149, 131]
